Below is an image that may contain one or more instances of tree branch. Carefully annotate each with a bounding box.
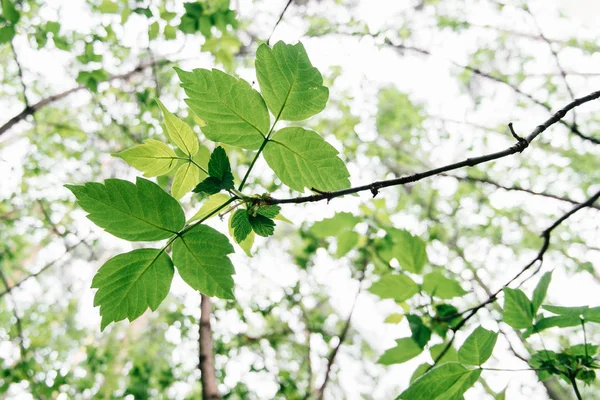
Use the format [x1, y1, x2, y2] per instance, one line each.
[0, 267, 26, 357]
[0, 59, 172, 138]
[199, 294, 221, 400]
[268, 0, 293, 45]
[431, 188, 600, 367]
[264, 90, 600, 205]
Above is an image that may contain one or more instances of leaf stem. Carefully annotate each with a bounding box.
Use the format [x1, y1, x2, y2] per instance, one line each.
[189, 158, 209, 175]
[569, 375, 583, 400]
[180, 196, 238, 236]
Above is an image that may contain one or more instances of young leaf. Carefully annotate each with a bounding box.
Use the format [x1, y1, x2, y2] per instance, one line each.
[175, 67, 269, 149]
[263, 127, 350, 192]
[503, 288, 534, 329]
[369, 273, 419, 302]
[156, 99, 199, 156]
[522, 315, 581, 338]
[532, 271, 552, 313]
[378, 337, 423, 365]
[92, 249, 174, 330]
[384, 313, 404, 324]
[65, 177, 185, 241]
[249, 214, 275, 237]
[407, 315, 432, 348]
[430, 343, 459, 364]
[228, 211, 254, 256]
[336, 231, 359, 258]
[2, 0, 20, 24]
[255, 205, 281, 219]
[398, 363, 481, 400]
[422, 271, 467, 299]
[387, 228, 427, 274]
[189, 193, 231, 222]
[311, 212, 359, 237]
[171, 162, 200, 200]
[172, 224, 236, 299]
[458, 326, 498, 366]
[231, 209, 252, 243]
[194, 146, 234, 194]
[255, 41, 329, 121]
[113, 139, 178, 177]
[542, 305, 589, 317]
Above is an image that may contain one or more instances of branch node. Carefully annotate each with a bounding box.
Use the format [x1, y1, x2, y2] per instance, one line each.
[370, 187, 379, 198]
[508, 123, 529, 152]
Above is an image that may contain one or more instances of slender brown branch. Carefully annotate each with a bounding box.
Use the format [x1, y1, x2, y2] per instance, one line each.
[264, 90, 600, 205]
[268, 0, 293, 45]
[199, 295, 221, 400]
[0, 236, 89, 299]
[10, 41, 30, 108]
[315, 271, 365, 400]
[0, 59, 172, 138]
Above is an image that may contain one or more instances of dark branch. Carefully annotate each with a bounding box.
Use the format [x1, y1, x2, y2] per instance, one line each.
[0, 268, 26, 357]
[268, 0, 293, 45]
[264, 90, 600, 205]
[199, 295, 221, 400]
[0, 59, 172, 138]
[431, 188, 600, 367]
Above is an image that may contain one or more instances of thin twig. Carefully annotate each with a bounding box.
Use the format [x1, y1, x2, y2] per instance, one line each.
[263, 90, 600, 205]
[0, 268, 26, 356]
[430, 189, 600, 368]
[268, 0, 293, 45]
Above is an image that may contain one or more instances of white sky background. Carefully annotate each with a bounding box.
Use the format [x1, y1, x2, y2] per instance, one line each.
[1, 0, 600, 399]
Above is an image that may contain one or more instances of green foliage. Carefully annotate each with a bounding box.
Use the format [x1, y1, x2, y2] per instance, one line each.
[65, 178, 185, 241]
[113, 140, 178, 177]
[194, 146, 234, 194]
[263, 127, 350, 192]
[398, 363, 481, 400]
[156, 100, 200, 156]
[502, 287, 534, 329]
[532, 271, 552, 313]
[407, 315, 432, 348]
[92, 249, 174, 331]
[422, 271, 466, 299]
[378, 337, 423, 365]
[172, 224, 236, 299]
[256, 41, 329, 120]
[369, 273, 419, 302]
[457, 326, 498, 366]
[382, 229, 427, 274]
[175, 67, 269, 149]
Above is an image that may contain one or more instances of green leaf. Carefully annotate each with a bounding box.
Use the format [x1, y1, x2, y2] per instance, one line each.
[407, 315, 431, 348]
[113, 139, 178, 177]
[172, 224, 235, 299]
[2, 0, 19, 23]
[229, 211, 254, 256]
[171, 162, 200, 200]
[430, 343, 459, 364]
[369, 273, 419, 302]
[378, 337, 423, 365]
[523, 315, 581, 338]
[249, 214, 275, 237]
[255, 205, 281, 219]
[98, 0, 119, 13]
[207, 146, 233, 187]
[388, 229, 427, 274]
[532, 271, 552, 313]
[311, 212, 359, 237]
[175, 67, 269, 149]
[65, 177, 185, 241]
[410, 363, 432, 384]
[189, 193, 231, 222]
[231, 209, 252, 243]
[263, 127, 350, 192]
[336, 231, 359, 258]
[384, 313, 404, 324]
[422, 271, 466, 299]
[255, 41, 329, 121]
[194, 146, 234, 194]
[398, 363, 481, 400]
[0, 25, 15, 44]
[458, 326, 498, 366]
[148, 21, 159, 40]
[156, 99, 199, 156]
[92, 249, 174, 330]
[542, 305, 588, 317]
[503, 288, 534, 329]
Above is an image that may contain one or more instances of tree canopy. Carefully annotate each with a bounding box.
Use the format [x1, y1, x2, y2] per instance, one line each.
[1, 0, 599, 399]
